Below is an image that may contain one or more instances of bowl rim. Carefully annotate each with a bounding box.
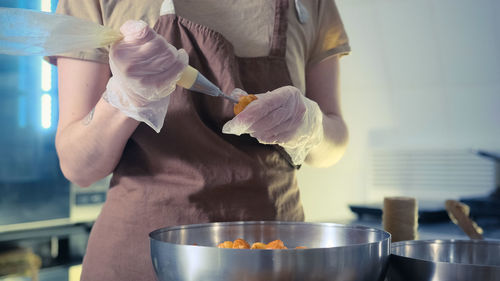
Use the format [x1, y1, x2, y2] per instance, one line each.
[149, 220, 391, 250]
[391, 239, 500, 269]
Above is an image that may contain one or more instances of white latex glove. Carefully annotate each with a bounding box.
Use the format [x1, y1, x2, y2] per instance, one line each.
[222, 86, 324, 165]
[103, 20, 188, 132]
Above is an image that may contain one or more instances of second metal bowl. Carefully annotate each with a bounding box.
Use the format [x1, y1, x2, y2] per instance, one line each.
[388, 239, 500, 281]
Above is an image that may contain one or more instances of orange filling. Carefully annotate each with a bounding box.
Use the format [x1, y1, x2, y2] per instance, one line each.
[233, 94, 258, 115]
[217, 238, 306, 250]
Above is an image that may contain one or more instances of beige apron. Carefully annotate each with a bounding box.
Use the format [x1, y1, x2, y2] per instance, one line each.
[80, 0, 303, 280]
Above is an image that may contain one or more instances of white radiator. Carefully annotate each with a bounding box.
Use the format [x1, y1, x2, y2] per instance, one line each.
[367, 149, 495, 201]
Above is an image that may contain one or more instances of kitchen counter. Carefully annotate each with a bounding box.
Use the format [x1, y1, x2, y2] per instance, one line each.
[0, 264, 82, 281]
[1, 218, 499, 281]
[344, 217, 500, 240]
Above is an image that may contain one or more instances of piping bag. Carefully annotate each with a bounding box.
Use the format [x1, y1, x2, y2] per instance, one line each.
[0, 7, 238, 103]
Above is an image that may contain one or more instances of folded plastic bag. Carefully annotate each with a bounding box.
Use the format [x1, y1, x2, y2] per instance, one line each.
[0, 8, 122, 56]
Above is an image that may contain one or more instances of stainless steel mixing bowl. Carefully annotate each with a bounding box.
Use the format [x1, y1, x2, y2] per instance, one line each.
[387, 239, 500, 281]
[149, 221, 391, 281]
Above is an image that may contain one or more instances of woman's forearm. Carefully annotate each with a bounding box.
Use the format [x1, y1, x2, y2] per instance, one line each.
[305, 113, 348, 168]
[56, 97, 140, 187]
[303, 55, 348, 168]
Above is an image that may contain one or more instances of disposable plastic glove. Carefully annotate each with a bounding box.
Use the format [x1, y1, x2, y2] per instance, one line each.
[103, 20, 188, 132]
[222, 86, 324, 165]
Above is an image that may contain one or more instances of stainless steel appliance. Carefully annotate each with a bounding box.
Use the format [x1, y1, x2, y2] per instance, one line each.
[150, 221, 391, 281]
[0, 178, 108, 233]
[0, 1, 105, 279]
[0, 0, 108, 234]
[388, 239, 500, 281]
[0, 0, 71, 230]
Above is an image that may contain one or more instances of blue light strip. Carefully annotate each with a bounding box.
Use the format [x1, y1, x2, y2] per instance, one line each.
[41, 0, 51, 12]
[40, 0, 53, 129]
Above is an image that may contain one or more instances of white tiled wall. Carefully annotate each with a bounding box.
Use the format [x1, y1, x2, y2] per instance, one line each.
[299, 0, 500, 222]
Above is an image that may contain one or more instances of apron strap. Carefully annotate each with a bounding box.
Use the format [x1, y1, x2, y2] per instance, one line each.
[269, 0, 290, 57]
[160, 0, 176, 16]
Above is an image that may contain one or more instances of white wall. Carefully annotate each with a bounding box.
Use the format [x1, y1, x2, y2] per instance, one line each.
[299, 0, 500, 222]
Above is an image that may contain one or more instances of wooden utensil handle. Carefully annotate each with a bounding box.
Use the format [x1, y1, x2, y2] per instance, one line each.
[445, 199, 483, 240]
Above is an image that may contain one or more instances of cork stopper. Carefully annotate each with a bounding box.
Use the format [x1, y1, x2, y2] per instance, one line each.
[383, 196, 419, 242]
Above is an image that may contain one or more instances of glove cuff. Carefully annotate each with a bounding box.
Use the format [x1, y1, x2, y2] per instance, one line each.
[103, 76, 171, 133]
[281, 96, 324, 165]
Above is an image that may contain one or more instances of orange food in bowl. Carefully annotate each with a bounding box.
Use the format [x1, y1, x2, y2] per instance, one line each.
[216, 238, 306, 250]
[233, 94, 258, 115]
[232, 238, 251, 249]
[265, 240, 287, 249]
[217, 241, 234, 248]
[250, 242, 267, 249]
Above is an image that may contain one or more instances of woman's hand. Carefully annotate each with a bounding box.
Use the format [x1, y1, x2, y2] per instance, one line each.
[222, 86, 324, 165]
[105, 20, 188, 132]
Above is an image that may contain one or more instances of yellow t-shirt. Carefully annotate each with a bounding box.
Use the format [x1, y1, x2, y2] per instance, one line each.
[53, 0, 350, 94]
